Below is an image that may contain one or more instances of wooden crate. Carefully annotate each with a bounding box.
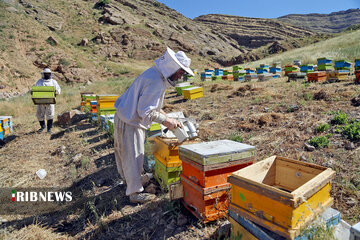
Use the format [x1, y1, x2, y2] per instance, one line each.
[181, 174, 230, 223]
[228, 155, 335, 240]
[183, 87, 203, 100]
[154, 157, 182, 190]
[181, 155, 255, 188]
[179, 140, 256, 166]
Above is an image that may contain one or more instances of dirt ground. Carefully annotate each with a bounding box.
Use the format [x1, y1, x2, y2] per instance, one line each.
[0, 76, 360, 239]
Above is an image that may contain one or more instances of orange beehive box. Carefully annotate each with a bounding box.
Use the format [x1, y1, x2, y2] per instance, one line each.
[90, 105, 97, 113]
[222, 75, 234, 81]
[181, 156, 255, 188]
[307, 72, 327, 82]
[181, 174, 230, 223]
[355, 70, 360, 83]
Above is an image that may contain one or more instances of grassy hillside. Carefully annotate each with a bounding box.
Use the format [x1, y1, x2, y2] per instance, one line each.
[247, 28, 360, 67]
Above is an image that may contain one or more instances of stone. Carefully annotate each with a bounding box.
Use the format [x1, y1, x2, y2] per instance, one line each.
[54, 145, 66, 156]
[345, 141, 356, 150]
[300, 155, 307, 161]
[288, 104, 300, 112]
[6, 7, 17, 13]
[79, 38, 89, 46]
[263, 107, 269, 112]
[215, 220, 231, 239]
[85, 80, 92, 86]
[304, 142, 315, 152]
[47, 36, 58, 46]
[176, 214, 188, 226]
[351, 95, 360, 107]
[145, 183, 157, 194]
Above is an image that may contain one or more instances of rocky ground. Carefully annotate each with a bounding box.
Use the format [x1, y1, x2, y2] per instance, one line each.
[1, 76, 360, 239]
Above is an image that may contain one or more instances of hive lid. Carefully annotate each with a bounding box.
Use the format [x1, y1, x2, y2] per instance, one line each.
[179, 140, 256, 165]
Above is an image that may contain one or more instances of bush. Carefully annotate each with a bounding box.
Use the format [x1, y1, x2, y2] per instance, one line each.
[98, 0, 110, 5]
[153, 2, 160, 7]
[342, 121, 360, 141]
[331, 111, 348, 125]
[230, 134, 243, 143]
[316, 123, 330, 133]
[303, 92, 313, 101]
[59, 58, 70, 66]
[308, 136, 330, 148]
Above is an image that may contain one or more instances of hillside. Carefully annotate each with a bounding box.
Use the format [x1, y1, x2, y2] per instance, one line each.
[0, 0, 327, 97]
[278, 8, 360, 33]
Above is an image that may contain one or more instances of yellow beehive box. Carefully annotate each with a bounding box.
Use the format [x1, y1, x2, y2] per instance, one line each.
[96, 95, 118, 110]
[228, 155, 335, 240]
[183, 87, 203, 100]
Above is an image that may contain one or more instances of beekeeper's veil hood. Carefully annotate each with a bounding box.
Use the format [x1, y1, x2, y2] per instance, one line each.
[154, 47, 194, 80]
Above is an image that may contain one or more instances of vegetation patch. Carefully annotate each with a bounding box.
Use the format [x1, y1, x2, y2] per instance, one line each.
[308, 136, 330, 148]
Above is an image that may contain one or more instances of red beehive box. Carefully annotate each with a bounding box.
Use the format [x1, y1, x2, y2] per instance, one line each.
[355, 70, 360, 83]
[181, 156, 255, 188]
[180, 174, 230, 223]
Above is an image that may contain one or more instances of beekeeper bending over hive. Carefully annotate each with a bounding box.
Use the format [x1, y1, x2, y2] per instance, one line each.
[114, 47, 194, 203]
[34, 68, 61, 134]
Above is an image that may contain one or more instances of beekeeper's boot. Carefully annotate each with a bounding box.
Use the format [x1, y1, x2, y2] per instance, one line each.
[47, 119, 53, 134]
[37, 121, 45, 133]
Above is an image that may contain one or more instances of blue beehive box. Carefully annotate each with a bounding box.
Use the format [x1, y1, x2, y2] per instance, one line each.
[245, 68, 256, 74]
[300, 65, 314, 72]
[0, 130, 3, 140]
[355, 59, 360, 67]
[317, 58, 333, 65]
[335, 60, 352, 69]
[214, 69, 224, 76]
[269, 67, 281, 73]
[256, 68, 269, 74]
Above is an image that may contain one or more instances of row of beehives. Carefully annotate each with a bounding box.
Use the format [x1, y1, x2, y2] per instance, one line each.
[0, 116, 13, 141]
[152, 135, 359, 240]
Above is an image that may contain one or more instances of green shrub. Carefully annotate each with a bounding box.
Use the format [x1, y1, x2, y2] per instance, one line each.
[59, 58, 70, 66]
[98, 0, 110, 5]
[230, 134, 243, 143]
[316, 123, 330, 133]
[342, 121, 360, 141]
[153, 2, 160, 7]
[331, 111, 348, 125]
[308, 136, 330, 148]
[303, 92, 313, 101]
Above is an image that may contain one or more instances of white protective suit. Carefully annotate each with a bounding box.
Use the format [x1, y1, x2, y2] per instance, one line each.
[114, 48, 192, 196]
[35, 78, 61, 121]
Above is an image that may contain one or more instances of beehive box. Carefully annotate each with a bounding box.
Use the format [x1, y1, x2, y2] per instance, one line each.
[176, 83, 193, 95]
[317, 64, 333, 71]
[229, 208, 341, 240]
[317, 58, 332, 65]
[245, 74, 258, 82]
[307, 72, 327, 82]
[32, 86, 56, 104]
[181, 155, 254, 188]
[222, 75, 234, 81]
[258, 73, 273, 81]
[269, 67, 282, 73]
[96, 95, 118, 109]
[228, 155, 335, 240]
[245, 68, 256, 74]
[154, 157, 182, 190]
[183, 87, 203, 100]
[288, 72, 307, 82]
[355, 70, 360, 83]
[300, 65, 314, 73]
[0, 130, 3, 140]
[84, 95, 96, 106]
[80, 92, 94, 101]
[181, 174, 230, 223]
[179, 140, 256, 166]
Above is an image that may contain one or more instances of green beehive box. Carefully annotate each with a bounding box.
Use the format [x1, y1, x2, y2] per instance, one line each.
[176, 85, 193, 95]
[32, 86, 56, 105]
[179, 140, 256, 166]
[212, 76, 222, 80]
[149, 123, 161, 131]
[318, 64, 333, 71]
[233, 65, 243, 72]
[108, 119, 114, 136]
[154, 157, 182, 190]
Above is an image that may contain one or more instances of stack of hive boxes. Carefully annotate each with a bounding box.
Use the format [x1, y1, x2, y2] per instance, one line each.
[0, 116, 13, 136]
[245, 68, 258, 81]
[176, 82, 193, 96]
[233, 65, 246, 81]
[356, 59, 360, 83]
[317, 58, 333, 71]
[80, 92, 94, 111]
[84, 94, 96, 113]
[182, 87, 203, 100]
[0, 123, 3, 140]
[284, 65, 300, 76]
[222, 69, 234, 81]
[212, 68, 224, 80]
[90, 100, 97, 121]
[300, 64, 314, 73]
[201, 69, 213, 81]
[228, 155, 336, 240]
[256, 64, 269, 74]
[307, 71, 327, 82]
[153, 137, 185, 190]
[31, 86, 56, 105]
[178, 140, 256, 223]
[96, 95, 118, 124]
[327, 60, 351, 82]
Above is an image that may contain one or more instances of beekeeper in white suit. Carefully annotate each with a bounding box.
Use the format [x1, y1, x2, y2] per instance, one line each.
[34, 68, 61, 134]
[114, 47, 194, 203]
